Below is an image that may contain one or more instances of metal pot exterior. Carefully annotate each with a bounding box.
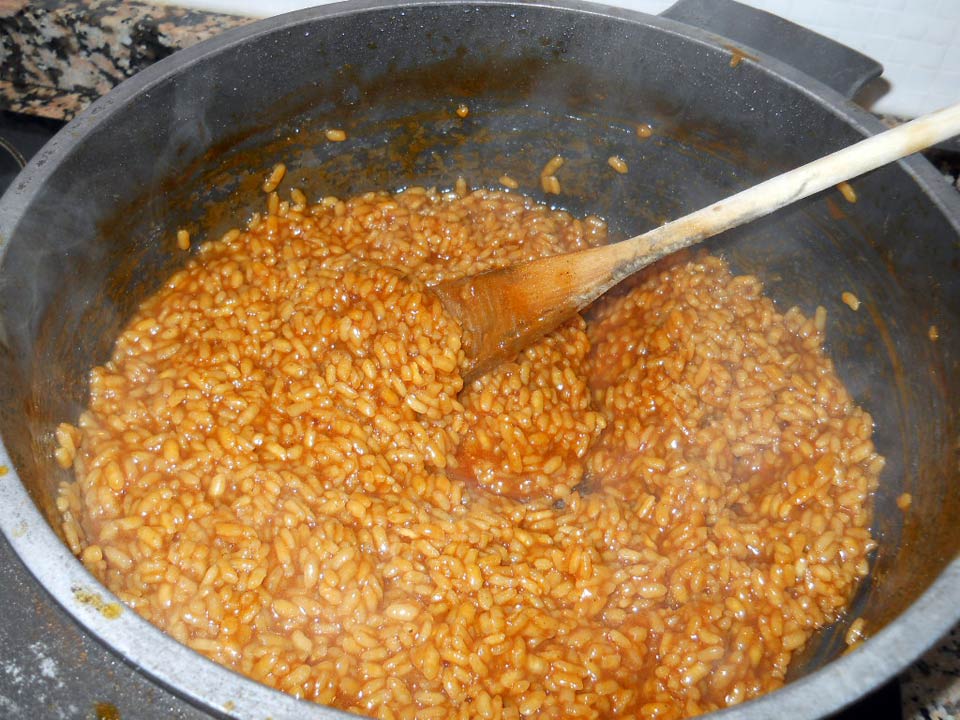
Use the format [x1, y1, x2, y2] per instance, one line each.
[0, 1, 957, 717]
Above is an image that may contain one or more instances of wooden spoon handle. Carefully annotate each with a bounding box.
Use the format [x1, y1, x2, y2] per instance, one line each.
[601, 99, 960, 283]
[440, 100, 960, 382]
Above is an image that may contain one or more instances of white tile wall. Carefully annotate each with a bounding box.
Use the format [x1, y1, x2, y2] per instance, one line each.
[163, 0, 960, 117]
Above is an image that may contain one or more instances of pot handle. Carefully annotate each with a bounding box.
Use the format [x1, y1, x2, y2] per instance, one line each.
[660, 0, 883, 100]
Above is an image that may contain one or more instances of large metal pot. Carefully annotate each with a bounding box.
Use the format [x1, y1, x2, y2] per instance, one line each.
[0, 1, 957, 717]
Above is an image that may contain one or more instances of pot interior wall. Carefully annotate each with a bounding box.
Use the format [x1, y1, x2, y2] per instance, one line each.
[0, 1, 957, 695]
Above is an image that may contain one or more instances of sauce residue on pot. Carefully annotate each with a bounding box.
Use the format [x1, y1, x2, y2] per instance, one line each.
[73, 586, 123, 620]
[724, 44, 760, 68]
[93, 701, 121, 720]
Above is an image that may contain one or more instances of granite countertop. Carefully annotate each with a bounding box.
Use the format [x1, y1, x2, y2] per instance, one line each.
[1, 1, 958, 719]
[0, 0, 251, 119]
[906, 627, 960, 720]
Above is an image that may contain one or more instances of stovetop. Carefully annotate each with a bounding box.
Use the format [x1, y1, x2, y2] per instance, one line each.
[0, 109, 929, 720]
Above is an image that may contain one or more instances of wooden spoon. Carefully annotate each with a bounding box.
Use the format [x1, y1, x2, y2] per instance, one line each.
[432, 101, 960, 383]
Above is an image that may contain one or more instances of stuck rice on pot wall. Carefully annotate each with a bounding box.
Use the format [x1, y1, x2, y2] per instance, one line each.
[55, 178, 882, 720]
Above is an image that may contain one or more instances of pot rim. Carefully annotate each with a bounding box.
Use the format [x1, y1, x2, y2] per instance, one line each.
[0, 1, 958, 718]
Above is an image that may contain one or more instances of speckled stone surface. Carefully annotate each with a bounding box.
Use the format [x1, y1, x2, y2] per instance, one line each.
[903, 625, 960, 720]
[0, 0, 251, 119]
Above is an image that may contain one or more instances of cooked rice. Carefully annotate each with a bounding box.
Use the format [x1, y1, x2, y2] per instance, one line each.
[607, 156, 628, 174]
[837, 181, 857, 204]
[262, 163, 286, 193]
[541, 175, 561, 195]
[841, 292, 860, 311]
[540, 155, 564, 178]
[844, 617, 867, 646]
[57, 182, 881, 720]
